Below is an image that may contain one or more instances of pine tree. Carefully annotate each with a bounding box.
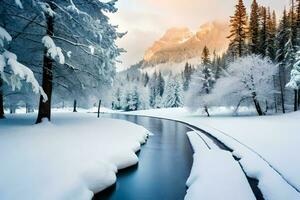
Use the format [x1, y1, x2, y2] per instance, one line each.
[183, 63, 193, 91]
[214, 56, 223, 80]
[286, 50, 300, 111]
[149, 72, 158, 108]
[266, 9, 277, 61]
[290, 0, 298, 52]
[228, 0, 248, 58]
[259, 6, 268, 57]
[201, 46, 211, 66]
[143, 73, 150, 87]
[296, 0, 300, 45]
[276, 9, 289, 113]
[249, 0, 260, 54]
[163, 75, 184, 108]
[157, 72, 165, 97]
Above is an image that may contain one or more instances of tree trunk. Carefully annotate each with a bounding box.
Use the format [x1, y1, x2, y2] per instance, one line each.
[26, 103, 28, 113]
[294, 90, 298, 111]
[273, 75, 278, 113]
[10, 105, 15, 114]
[279, 67, 286, 113]
[36, 10, 54, 124]
[252, 92, 264, 116]
[265, 100, 269, 113]
[73, 99, 77, 112]
[0, 79, 4, 119]
[204, 106, 210, 117]
[97, 100, 101, 118]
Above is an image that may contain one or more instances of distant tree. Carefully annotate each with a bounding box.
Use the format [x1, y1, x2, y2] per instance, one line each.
[163, 75, 184, 108]
[276, 9, 289, 113]
[266, 9, 277, 61]
[286, 50, 300, 111]
[201, 46, 211, 66]
[183, 62, 193, 91]
[143, 73, 150, 87]
[258, 6, 268, 57]
[249, 0, 260, 55]
[157, 72, 165, 97]
[112, 87, 122, 110]
[149, 72, 158, 108]
[186, 64, 215, 117]
[228, 0, 248, 58]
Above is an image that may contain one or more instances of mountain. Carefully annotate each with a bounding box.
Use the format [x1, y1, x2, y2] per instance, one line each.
[141, 21, 230, 74]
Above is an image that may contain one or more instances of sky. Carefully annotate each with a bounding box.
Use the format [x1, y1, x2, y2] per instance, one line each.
[109, 0, 290, 70]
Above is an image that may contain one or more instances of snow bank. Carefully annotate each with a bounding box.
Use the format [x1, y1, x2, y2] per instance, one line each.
[185, 131, 255, 200]
[0, 113, 149, 200]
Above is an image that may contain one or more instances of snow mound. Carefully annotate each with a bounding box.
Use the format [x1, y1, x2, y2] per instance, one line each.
[0, 113, 149, 200]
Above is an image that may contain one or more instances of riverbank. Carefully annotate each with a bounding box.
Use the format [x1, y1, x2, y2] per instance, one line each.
[0, 113, 149, 200]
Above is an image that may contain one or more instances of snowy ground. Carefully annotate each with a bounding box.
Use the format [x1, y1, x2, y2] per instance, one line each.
[185, 131, 255, 200]
[0, 112, 149, 200]
[115, 107, 300, 200]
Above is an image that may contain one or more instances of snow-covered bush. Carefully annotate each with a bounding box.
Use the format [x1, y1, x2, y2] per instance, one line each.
[206, 55, 277, 115]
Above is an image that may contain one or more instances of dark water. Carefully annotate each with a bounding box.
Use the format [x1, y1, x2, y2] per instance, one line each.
[94, 114, 193, 200]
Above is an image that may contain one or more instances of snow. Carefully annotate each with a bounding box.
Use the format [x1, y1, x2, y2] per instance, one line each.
[42, 36, 65, 64]
[89, 45, 95, 55]
[14, 0, 23, 9]
[0, 113, 149, 200]
[114, 108, 300, 199]
[185, 131, 256, 200]
[38, 2, 56, 17]
[1, 50, 47, 101]
[0, 26, 12, 47]
[286, 50, 300, 90]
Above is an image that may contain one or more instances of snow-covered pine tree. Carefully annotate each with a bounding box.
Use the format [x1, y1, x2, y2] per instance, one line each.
[186, 47, 215, 116]
[201, 46, 214, 94]
[112, 87, 123, 110]
[1, 0, 123, 122]
[163, 75, 183, 108]
[228, 0, 248, 59]
[0, 1, 45, 119]
[127, 86, 141, 111]
[286, 49, 300, 111]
